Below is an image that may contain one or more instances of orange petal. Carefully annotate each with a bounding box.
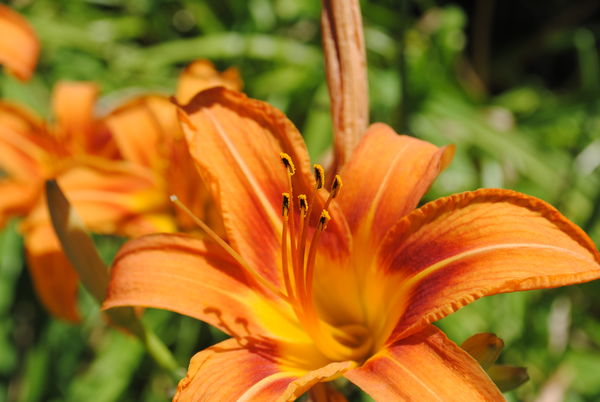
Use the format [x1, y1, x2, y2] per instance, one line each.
[176, 59, 243, 104]
[51, 81, 105, 153]
[181, 87, 350, 289]
[167, 136, 221, 234]
[0, 179, 39, 227]
[104, 95, 215, 233]
[51, 160, 173, 236]
[321, 0, 368, 170]
[345, 325, 503, 401]
[105, 96, 178, 169]
[0, 5, 39, 81]
[0, 101, 42, 132]
[104, 233, 337, 368]
[338, 123, 452, 246]
[376, 189, 600, 343]
[104, 233, 280, 338]
[175, 338, 354, 401]
[23, 222, 80, 322]
[0, 102, 49, 180]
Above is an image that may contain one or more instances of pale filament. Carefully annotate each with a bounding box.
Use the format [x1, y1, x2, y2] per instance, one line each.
[170, 195, 289, 301]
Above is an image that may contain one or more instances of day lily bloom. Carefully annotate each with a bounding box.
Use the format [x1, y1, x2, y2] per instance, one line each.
[105, 59, 242, 234]
[0, 5, 39, 81]
[0, 82, 171, 321]
[104, 87, 600, 400]
[1, 61, 241, 321]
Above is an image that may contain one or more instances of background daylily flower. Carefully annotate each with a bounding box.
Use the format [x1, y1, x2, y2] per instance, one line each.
[0, 61, 241, 321]
[0, 82, 172, 321]
[104, 87, 600, 400]
[0, 5, 39, 81]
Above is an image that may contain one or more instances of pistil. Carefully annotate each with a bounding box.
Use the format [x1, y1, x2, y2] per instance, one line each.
[170, 195, 288, 301]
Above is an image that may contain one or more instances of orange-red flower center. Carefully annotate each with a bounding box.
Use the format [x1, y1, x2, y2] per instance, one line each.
[278, 153, 373, 363]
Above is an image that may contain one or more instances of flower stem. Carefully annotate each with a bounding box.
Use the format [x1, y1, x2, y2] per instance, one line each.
[139, 324, 185, 382]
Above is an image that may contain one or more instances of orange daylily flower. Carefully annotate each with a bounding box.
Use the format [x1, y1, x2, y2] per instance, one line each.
[0, 82, 172, 321]
[1, 61, 241, 321]
[176, 59, 242, 104]
[104, 59, 242, 233]
[104, 87, 600, 400]
[0, 5, 39, 81]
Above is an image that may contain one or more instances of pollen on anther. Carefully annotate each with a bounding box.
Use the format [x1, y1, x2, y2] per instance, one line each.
[298, 194, 308, 216]
[330, 175, 343, 198]
[280, 153, 295, 175]
[282, 193, 291, 217]
[313, 164, 324, 189]
[318, 210, 331, 231]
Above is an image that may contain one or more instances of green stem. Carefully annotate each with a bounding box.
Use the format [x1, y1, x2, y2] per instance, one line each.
[139, 325, 185, 382]
[398, 0, 409, 132]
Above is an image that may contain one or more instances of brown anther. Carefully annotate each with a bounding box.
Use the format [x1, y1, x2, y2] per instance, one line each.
[280, 153, 295, 175]
[318, 210, 331, 231]
[298, 194, 308, 216]
[330, 175, 343, 198]
[282, 193, 291, 217]
[313, 164, 324, 189]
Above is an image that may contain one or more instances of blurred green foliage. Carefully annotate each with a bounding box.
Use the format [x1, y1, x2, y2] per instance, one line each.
[1, 0, 600, 401]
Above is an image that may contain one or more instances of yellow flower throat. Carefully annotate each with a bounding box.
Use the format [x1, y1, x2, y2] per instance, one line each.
[279, 153, 373, 363]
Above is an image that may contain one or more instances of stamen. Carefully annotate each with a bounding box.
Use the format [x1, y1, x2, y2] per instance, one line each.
[313, 164, 324, 189]
[280, 154, 301, 306]
[281, 193, 294, 300]
[298, 194, 308, 216]
[297, 195, 308, 253]
[323, 175, 343, 211]
[282, 192, 291, 217]
[330, 175, 343, 198]
[170, 195, 288, 301]
[301, 210, 331, 314]
[317, 210, 331, 230]
[295, 194, 309, 291]
[299, 165, 324, 270]
[280, 153, 295, 175]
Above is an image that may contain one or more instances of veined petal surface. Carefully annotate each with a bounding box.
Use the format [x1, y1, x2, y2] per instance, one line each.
[0, 102, 50, 180]
[105, 96, 178, 170]
[104, 233, 292, 340]
[338, 123, 452, 247]
[23, 222, 79, 322]
[53, 161, 172, 236]
[0, 5, 39, 81]
[346, 325, 503, 401]
[376, 189, 600, 343]
[0, 180, 39, 227]
[175, 337, 354, 402]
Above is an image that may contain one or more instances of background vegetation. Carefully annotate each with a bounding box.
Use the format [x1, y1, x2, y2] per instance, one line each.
[1, 0, 600, 400]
